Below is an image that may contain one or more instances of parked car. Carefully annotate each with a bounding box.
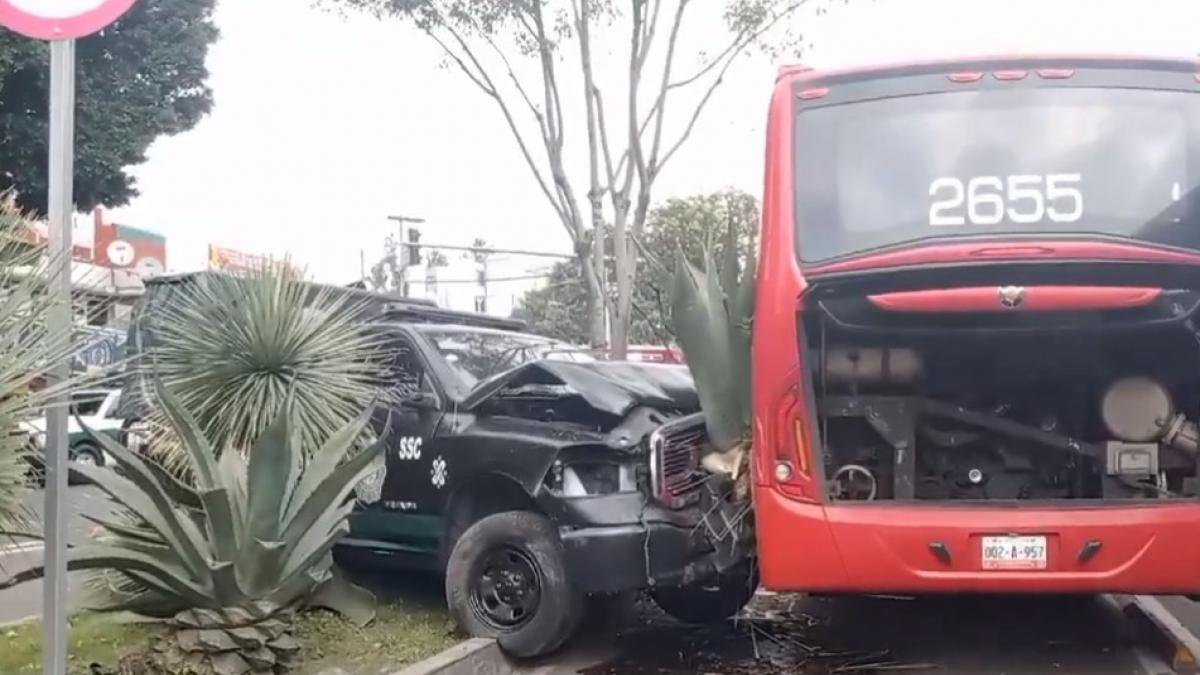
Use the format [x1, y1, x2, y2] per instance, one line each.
[593, 343, 685, 364]
[22, 388, 124, 484]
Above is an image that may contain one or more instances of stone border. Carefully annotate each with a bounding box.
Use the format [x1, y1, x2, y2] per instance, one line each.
[387, 637, 516, 675]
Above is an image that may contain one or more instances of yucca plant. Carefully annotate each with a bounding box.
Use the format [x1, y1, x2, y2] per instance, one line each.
[0, 193, 94, 547]
[132, 265, 390, 471]
[670, 225, 756, 483]
[71, 382, 385, 675]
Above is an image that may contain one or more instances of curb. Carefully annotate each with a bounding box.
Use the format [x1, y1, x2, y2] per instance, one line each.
[387, 637, 517, 675]
[1118, 595, 1200, 675]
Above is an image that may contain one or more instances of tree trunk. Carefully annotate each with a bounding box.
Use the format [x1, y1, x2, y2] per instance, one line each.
[581, 254, 606, 349]
[610, 206, 634, 360]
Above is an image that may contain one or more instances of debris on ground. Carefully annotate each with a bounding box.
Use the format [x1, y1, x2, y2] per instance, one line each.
[581, 593, 935, 675]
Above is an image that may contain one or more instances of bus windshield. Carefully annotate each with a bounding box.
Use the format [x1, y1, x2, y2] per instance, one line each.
[794, 87, 1200, 263]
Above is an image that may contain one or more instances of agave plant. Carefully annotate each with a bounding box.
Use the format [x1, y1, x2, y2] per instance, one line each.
[670, 226, 756, 480]
[71, 382, 385, 675]
[0, 194, 93, 547]
[132, 265, 390, 472]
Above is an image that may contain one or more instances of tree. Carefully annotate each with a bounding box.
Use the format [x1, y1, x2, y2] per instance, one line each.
[327, 0, 814, 357]
[0, 0, 219, 214]
[511, 260, 590, 344]
[513, 188, 758, 345]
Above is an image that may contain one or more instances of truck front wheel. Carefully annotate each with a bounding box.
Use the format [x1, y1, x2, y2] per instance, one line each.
[445, 511, 583, 657]
[650, 563, 758, 624]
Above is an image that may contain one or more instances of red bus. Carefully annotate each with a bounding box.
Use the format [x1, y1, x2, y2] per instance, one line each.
[754, 54, 1200, 595]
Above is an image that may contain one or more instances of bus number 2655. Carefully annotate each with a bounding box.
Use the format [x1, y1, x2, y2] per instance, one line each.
[928, 174, 1083, 227]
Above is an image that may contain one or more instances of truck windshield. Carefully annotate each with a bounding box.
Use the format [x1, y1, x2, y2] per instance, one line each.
[417, 327, 592, 389]
[794, 86, 1200, 263]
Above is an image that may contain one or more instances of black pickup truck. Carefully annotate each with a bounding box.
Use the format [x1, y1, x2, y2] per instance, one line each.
[118, 273, 754, 657]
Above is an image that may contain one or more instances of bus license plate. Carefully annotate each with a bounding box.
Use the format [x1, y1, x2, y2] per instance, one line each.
[981, 535, 1047, 570]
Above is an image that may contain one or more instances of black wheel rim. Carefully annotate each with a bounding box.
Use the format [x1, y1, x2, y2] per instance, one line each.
[468, 545, 543, 631]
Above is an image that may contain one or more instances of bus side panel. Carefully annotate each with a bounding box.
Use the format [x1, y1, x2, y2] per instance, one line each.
[756, 486, 851, 590]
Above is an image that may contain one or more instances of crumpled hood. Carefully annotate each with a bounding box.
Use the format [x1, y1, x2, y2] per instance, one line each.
[462, 360, 699, 419]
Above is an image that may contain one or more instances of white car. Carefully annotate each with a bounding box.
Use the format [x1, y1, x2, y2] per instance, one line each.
[21, 389, 123, 473]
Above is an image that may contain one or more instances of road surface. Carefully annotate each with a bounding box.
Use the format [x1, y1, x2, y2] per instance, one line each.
[557, 591, 1177, 675]
[0, 486, 114, 624]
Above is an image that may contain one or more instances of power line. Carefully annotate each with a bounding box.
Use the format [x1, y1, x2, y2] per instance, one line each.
[413, 272, 558, 285]
[397, 240, 574, 260]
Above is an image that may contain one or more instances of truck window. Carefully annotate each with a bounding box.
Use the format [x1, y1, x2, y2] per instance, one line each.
[387, 339, 433, 398]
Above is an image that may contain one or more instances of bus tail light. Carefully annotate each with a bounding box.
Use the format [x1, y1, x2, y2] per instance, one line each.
[1037, 68, 1075, 79]
[773, 387, 816, 500]
[992, 69, 1028, 81]
[947, 71, 983, 83]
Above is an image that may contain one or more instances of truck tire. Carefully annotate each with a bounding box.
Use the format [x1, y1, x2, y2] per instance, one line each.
[445, 511, 583, 658]
[650, 563, 758, 624]
[68, 441, 103, 485]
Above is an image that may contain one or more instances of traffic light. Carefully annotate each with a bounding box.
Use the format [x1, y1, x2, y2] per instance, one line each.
[407, 227, 422, 266]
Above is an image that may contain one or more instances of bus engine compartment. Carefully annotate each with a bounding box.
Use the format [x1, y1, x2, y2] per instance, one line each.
[806, 289, 1200, 503]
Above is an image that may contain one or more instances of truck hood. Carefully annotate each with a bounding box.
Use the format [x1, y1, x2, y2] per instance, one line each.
[462, 360, 699, 419]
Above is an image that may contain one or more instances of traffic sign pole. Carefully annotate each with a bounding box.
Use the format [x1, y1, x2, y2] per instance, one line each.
[43, 37, 76, 675]
[0, 3, 137, 674]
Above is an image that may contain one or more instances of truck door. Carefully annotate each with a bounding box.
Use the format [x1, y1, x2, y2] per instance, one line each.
[348, 333, 445, 556]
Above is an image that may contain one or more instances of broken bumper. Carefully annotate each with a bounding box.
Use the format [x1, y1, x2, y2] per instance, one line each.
[541, 491, 718, 594]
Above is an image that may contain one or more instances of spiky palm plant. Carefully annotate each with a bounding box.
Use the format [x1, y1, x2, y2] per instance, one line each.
[132, 265, 390, 471]
[670, 226, 756, 483]
[0, 193, 93, 547]
[72, 382, 385, 675]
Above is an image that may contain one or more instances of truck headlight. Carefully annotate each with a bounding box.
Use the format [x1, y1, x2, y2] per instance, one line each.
[546, 459, 638, 496]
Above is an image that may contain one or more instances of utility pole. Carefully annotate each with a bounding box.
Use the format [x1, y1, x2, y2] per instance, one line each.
[386, 214, 424, 297]
[471, 238, 490, 314]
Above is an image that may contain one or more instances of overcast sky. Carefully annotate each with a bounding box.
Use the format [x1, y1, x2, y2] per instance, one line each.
[103, 0, 1200, 288]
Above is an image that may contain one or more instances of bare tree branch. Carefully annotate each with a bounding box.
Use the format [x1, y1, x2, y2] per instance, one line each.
[671, 1, 806, 90]
[530, 4, 567, 151]
[658, 0, 808, 171]
[656, 49, 738, 171]
[644, 0, 690, 180]
[478, 30, 548, 141]
[627, 0, 652, 191]
[591, 85, 619, 191]
[424, 26, 573, 236]
[425, 30, 495, 96]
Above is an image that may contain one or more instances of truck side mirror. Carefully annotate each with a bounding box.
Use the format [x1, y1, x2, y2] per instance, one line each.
[400, 391, 438, 410]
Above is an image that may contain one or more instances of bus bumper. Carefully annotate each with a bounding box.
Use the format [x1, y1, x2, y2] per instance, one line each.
[756, 486, 1200, 595]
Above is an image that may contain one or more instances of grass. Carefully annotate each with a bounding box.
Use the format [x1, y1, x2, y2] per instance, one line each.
[0, 613, 156, 675]
[296, 600, 458, 674]
[0, 597, 456, 675]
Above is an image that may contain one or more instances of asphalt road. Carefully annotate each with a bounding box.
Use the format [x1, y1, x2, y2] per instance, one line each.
[0, 485, 115, 624]
[566, 592, 1172, 675]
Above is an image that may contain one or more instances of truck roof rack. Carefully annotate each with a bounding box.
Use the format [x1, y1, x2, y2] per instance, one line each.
[144, 271, 438, 309]
[141, 271, 526, 330]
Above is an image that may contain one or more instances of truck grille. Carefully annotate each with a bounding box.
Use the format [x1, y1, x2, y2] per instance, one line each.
[650, 412, 708, 502]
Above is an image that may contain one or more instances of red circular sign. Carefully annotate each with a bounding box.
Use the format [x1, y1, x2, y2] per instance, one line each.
[0, 0, 137, 40]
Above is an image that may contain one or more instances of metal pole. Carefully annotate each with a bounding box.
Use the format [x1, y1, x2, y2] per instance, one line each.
[43, 38, 76, 675]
